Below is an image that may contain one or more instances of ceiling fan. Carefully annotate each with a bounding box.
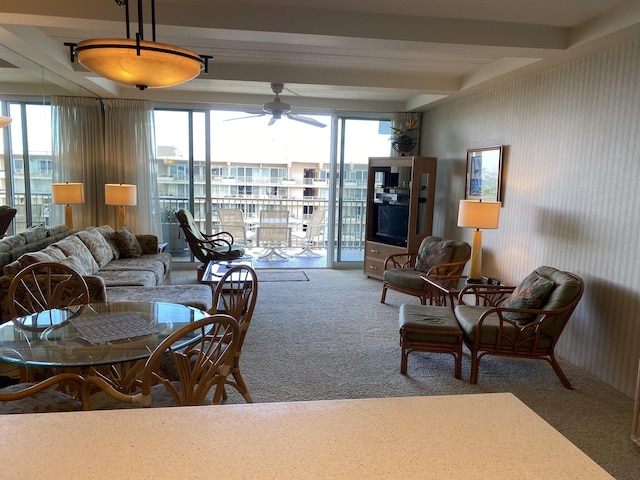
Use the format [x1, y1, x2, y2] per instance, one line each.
[227, 83, 327, 128]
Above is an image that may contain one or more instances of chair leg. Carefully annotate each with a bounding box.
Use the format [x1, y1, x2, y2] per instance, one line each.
[380, 285, 387, 304]
[470, 353, 480, 384]
[547, 354, 574, 389]
[230, 369, 253, 403]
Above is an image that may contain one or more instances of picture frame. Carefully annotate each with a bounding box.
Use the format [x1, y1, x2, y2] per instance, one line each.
[465, 145, 504, 202]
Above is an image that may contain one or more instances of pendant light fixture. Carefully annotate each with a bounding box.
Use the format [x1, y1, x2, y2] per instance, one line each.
[65, 0, 212, 90]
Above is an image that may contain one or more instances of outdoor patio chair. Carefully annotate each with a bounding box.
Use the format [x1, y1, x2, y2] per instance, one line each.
[291, 208, 327, 257]
[217, 208, 256, 246]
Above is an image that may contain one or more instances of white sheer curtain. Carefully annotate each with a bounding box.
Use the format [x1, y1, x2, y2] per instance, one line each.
[103, 99, 160, 236]
[51, 96, 104, 229]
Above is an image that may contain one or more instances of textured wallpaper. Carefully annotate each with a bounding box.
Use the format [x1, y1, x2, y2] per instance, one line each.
[422, 38, 640, 397]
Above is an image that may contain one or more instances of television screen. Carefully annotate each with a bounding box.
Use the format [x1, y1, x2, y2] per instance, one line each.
[375, 204, 408, 246]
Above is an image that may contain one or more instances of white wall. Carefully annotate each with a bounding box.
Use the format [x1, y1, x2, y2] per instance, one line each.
[422, 38, 640, 397]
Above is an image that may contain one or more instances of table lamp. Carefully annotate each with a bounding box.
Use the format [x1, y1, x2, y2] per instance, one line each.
[51, 182, 85, 229]
[105, 183, 137, 229]
[457, 199, 501, 284]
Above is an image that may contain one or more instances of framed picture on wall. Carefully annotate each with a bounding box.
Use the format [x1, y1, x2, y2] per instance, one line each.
[465, 145, 504, 202]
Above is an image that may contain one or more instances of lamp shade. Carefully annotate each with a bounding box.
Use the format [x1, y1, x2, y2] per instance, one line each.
[51, 183, 85, 205]
[0, 116, 11, 128]
[75, 38, 204, 89]
[105, 184, 137, 206]
[457, 200, 501, 229]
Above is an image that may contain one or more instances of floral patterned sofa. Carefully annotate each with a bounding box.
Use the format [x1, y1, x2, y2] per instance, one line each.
[0, 224, 172, 321]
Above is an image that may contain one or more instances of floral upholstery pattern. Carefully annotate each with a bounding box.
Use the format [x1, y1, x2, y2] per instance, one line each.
[96, 225, 121, 260]
[52, 235, 99, 274]
[501, 271, 554, 324]
[414, 238, 455, 273]
[76, 227, 114, 268]
[114, 227, 143, 258]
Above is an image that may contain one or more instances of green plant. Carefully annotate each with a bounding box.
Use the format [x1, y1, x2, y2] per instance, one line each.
[161, 206, 178, 223]
[390, 119, 419, 147]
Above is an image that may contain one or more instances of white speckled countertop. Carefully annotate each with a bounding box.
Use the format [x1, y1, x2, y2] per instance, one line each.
[0, 393, 613, 479]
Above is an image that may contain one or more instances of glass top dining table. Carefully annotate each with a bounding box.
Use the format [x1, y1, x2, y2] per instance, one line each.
[0, 301, 208, 369]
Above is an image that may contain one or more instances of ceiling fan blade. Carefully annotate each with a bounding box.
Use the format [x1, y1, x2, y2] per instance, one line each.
[224, 113, 266, 122]
[285, 113, 327, 128]
[267, 116, 278, 126]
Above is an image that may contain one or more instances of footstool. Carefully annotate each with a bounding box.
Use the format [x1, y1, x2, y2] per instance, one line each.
[107, 285, 213, 311]
[399, 303, 463, 379]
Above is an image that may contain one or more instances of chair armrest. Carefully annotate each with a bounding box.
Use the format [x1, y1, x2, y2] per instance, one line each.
[426, 258, 469, 276]
[202, 230, 235, 245]
[383, 251, 418, 270]
[80, 375, 150, 410]
[0, 373, 85, 401]
[458, 284, 515, 306]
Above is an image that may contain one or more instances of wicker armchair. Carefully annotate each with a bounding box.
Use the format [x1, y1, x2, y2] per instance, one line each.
[380, 236, 471, 305]
[454, 266, 584, 388]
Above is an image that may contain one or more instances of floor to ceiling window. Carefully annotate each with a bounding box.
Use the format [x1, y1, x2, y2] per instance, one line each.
[0, 101, 53, 233]
[154, 108, 391, 267]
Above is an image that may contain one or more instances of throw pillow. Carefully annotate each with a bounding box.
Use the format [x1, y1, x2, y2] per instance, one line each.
[414, 238, 455, 273]
[502, 272, 555, 324]
[76, 227, 114, 268]
[52, 235, 100, 274]
[114, 227, 143, 258]
[96, 225, 121, 260]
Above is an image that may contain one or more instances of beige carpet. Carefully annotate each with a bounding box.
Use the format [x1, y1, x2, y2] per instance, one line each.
[170, 267, 639, 479]
[256, 270, 308, 282]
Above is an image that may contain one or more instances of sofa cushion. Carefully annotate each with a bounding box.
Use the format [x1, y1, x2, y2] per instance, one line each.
[414, 237, 455, 273]
[114, 227, 142, 258]
[0, 235, 26, 253]
[502, 271, 554, 324]
[3, 260, 22, 277]
[96, 225, 120, 260]
[52, 235, 99, 274]
[17, 250, 60, 269]
[100, 258, 166, 285]
[47, 225, 69, 237]
[96, 269, 157, 287]
[383, 268, 426, 292]
[59, 255, 89, 276]
[76, 227, 114, 268]
[19, 225, 47, 244]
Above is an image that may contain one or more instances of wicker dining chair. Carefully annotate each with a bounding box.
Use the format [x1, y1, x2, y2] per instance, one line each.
[80, 314, 240, 409]
[0, 373, 85, 414]
[208, 264, 258, 403]
[8, 261, 91, 321]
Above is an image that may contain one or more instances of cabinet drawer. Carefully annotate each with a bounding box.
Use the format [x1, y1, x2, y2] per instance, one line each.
[365, 241, 402, 261]
[364, 256, 386, 279]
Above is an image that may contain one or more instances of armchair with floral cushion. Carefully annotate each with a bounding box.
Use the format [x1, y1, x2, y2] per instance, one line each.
[380, 236, 471, 305]
[454, 266, 584, 388]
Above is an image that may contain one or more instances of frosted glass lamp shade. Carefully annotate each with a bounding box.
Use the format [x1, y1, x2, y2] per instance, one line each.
[51, 183, 85, 205]
[75, 39, 203, 89]
[105, 184, 137, 206]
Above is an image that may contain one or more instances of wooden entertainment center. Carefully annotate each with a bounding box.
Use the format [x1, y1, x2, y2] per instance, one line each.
[363, 156, 437, 279]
